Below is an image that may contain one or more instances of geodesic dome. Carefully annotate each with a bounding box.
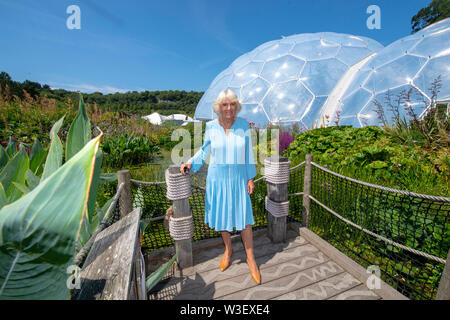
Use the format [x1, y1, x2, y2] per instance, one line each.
[195, 32, 384, 128]
[332, 18, 450, 127]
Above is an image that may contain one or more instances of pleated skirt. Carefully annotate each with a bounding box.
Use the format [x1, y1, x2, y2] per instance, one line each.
[204, 164, 255, 232]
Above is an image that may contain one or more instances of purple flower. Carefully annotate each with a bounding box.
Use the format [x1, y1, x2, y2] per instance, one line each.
[279, 129, 295, 153]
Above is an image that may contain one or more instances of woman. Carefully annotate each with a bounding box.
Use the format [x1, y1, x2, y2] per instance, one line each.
[180, 89, 261, 285]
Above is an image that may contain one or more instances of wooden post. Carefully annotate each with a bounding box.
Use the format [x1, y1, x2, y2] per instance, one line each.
[118, 170, 132, 218]
[266, 155, 289, 243]
[436, 249, 450, 300]
[302, 154, 313, 228]
[169, 165, 193, 269]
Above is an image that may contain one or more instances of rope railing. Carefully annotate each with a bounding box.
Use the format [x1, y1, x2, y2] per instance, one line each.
[308, 194, 446, 264]
[311, 161, 450, 202]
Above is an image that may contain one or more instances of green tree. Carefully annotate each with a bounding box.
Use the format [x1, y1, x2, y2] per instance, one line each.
[411, 0, 450, 33]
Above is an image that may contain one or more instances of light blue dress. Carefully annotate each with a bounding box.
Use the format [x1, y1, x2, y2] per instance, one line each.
[187, 116, 257, 232]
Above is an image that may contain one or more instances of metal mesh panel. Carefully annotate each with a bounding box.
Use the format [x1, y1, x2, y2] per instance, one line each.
[307, 164, 450, 300]
[131, 181, 173, 251]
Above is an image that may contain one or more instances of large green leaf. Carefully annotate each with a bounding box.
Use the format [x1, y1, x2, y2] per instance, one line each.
[86, 148, 102, 224]
[49, 115, 65, 140]
[25, 169, 40, 191]
[146, 251, 179, 293]
[11, 182, 30, 196]
[79, 193, 115, 248]
[0, 183, 6, 209]
[29, 139, 47, 175]
[41, 118, 65, 182]
[5, 137, 15, 158]
[99, 173, 117, 184]
[65, 94, 91, 162]
[0, 147, 8, 173]
[0, 135, 102, 300]
[0, 144, 29, 203]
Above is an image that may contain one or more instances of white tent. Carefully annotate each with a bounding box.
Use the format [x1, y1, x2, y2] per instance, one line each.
[141, 112, 164, 125]
[142, 112, 201, 126]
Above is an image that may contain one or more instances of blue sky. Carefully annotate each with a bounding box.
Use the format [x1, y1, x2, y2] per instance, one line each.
[0, 0, 431, 93]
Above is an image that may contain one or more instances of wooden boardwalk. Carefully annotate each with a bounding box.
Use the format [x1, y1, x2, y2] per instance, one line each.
[147, 226, 407, 300]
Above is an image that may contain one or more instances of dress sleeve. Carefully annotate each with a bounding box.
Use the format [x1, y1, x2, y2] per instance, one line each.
[245, 128, 257, 180]
[187, 122, 211, 172]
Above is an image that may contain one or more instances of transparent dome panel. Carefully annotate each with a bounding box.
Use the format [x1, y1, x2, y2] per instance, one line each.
[366, 37, 420, 68]
[229, 61, 264, 87]
[339, 116, 361, 127]
[410, 31, 450, 58]
[291, 39, 340, 61]
[195, 95, 214, 119]
[323, 33, 368, 47]
[340, 88, 372, 117]
[260, 55, 305, 83]
[336, 46, 373, 66]
[302, 58, 347, 96]
[230, 53, 252, 70]
[240, 77, 270, 104]
[342, 68, 372, 98]
[287, 33, 320, 44]
[360, 84, 429, 126]
[414, 56, 450, 100]
[301, 96, 327, 127]
[209, 71, 232, 89]
[252, 42, 294, 61]
[365, 54, 427, 93]
[263, 80, 313, 122]
[239, 104, 270, 128]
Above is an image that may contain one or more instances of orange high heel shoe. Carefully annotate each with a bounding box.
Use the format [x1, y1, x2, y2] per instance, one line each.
[246, 258, 261, 285]
[220, 249, 233, 272]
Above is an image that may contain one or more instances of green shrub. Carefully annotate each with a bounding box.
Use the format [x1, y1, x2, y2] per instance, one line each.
[286, 125, 449, 196]
[101, 134, 161, 168]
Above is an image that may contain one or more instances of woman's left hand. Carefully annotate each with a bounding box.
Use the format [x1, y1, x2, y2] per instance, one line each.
[247, 179, 255, 195]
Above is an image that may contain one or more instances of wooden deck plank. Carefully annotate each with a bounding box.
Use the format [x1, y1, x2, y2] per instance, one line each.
[273, 272, 362, 300]
[328, 284, 381, 300]
[217, 261, 345, 300]
[299, 227, 408, 300]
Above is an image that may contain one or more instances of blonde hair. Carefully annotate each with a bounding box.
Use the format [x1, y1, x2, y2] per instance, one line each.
[213, 89, 242, 118]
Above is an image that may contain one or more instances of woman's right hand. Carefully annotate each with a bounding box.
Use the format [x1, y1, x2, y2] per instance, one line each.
[180, 162, 192, 175]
